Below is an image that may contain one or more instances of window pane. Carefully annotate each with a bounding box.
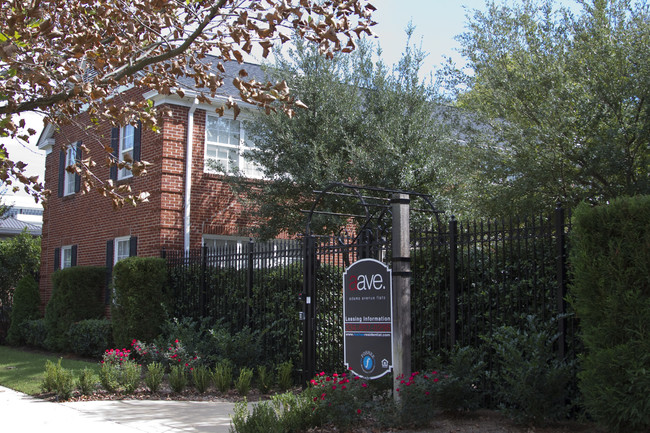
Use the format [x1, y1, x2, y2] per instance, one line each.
[206, 116, 240, 146]
[64, 146, 76, 195]
[62, 247, 72, 269]
[115, 238, 130, 263]
[122, 125, 134, 151]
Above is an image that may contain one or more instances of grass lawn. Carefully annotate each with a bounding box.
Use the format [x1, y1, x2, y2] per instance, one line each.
[0, 345, 100, 395]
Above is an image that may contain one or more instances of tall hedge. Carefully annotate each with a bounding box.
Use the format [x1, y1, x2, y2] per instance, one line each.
[569, 196, 650, 432]
[6, 274, 41, 345]
[44, 266, 106, 352]
[111, 257, 167, 348]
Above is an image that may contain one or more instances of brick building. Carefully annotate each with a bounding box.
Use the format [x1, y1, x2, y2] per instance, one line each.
[36, 60, 266, 307]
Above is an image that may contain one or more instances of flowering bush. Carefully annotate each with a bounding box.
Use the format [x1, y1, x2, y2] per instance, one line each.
[305, 372, 371, 428]
[131, 338, 200, 371]
[392, 371, 445, 427]
[99, 347, 141, 393]
[101, 348, 132, 366]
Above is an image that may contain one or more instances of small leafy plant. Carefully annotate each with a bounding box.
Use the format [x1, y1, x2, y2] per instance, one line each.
[212, 361, 232, 393]
[144, 362, 165, 393]
[169, 364, 188, 393]
[276, 360, 293, 391]
[77, 368, 97, 395]
[192, 365, 211, 393]
[257, 365, 272, 394]
[235, 367, 254, 396]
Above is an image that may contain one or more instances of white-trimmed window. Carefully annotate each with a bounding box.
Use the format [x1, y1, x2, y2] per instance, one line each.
[119, 124, 135, 180]
[114, 236, 131, 264]
[202, 235, 246, 252]
[204, 115, 262, 178]
[61, 245, 74, 269]
[64, 146, 77, 196]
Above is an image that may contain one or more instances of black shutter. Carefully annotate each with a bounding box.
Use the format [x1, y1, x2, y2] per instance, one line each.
[133, 121, 142, 162]
[57, 150, 65, 197]
[105, 240, 114, 304]
[129, 236, 138, 257]
[74, 141, 82, 193]
[54, 247, 61, 271]
[71, 245, 78, 267]
[110, 127, 119, 181]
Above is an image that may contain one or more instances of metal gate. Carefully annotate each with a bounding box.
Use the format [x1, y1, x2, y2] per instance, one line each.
[300, 183, 441, 382]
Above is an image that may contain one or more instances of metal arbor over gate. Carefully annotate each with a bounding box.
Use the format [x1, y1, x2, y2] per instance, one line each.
[301, 182, 441, 384]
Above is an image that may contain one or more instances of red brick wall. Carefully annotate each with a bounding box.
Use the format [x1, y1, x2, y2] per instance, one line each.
[38, 96, 259, 310]
[188, 110, 258, 245]
[39, 88, 165, 308]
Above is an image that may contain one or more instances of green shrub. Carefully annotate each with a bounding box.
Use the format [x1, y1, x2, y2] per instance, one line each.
[235, 367, 254, 396]
[77, 368, 97, 395]
[6, 274, 40, 345]
[230, 393, 317, 433]
[169, 365, 187, 393]
[569, 196, 650, 432]
[144, 362, 165, 393]
[257, 365, 271, 394]
[484, 315, 574, 425]
[68, 319, 113, 358]
[192, 365, 211, 393]
[212, 361, 232, 393]
[44, 266, 105, 352]
[304, 372, 371, 429]
[276, 360, 293, 391]
[99, 362, 120, 392]
[431, 345, 485, 412]
[231, 398, 284, 433]
[54, 366, 75, 400]
[41, 359, 59, 393]
[121, 359, 141, 394]
[20, 318, 47, 349]
[41, 359, 75, 400]
[111, 257, 167, 348]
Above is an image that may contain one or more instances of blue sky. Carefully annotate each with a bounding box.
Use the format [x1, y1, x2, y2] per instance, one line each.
[2, 0, 579, 202]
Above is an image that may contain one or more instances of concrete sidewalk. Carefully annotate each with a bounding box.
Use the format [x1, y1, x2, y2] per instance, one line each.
[0, 385, 236, 433]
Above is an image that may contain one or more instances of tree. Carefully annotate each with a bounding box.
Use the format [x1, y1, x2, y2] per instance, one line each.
[0, 0, 376, 205]
[0, 229, 40, 341]
[441, 0, 650, 217]
[223, 28, 455, 238]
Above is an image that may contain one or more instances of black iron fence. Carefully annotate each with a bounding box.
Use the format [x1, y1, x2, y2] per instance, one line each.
[162, 206, 575, 375]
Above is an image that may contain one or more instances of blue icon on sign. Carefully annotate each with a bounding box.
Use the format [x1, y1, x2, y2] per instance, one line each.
[363, 355, 374, 370]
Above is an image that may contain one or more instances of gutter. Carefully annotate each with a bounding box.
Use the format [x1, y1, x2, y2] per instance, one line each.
[184, 99, 199, 253]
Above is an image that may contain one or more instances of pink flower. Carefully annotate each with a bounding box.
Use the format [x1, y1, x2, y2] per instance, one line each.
[434, 378, 439, 383]
[356, 409, 361, 414]
[361, 383, 368, 388]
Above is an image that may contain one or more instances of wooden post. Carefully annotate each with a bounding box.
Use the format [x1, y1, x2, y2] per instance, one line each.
[391, 193, 411, 399]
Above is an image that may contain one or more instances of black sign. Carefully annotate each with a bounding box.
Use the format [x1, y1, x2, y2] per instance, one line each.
[343, 258, 393, 379]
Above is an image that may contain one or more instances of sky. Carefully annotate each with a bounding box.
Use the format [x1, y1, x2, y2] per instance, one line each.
[1, 0, 578, 204]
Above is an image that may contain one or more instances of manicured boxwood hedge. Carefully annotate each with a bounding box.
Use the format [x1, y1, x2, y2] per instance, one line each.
[44, 266, 105, 352]
[569, 195, 650, 433]
[111, 257, 167, 348]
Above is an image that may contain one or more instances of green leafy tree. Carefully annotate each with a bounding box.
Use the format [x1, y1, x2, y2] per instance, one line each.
[224, 28, 454, 237]
[0, 230, 40, 308]
[441, 0, 650, 217]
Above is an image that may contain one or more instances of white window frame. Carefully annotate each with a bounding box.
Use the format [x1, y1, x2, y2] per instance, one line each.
[63, 146, 76, 196]
[118, 124, 135, 180]
[204, 115, 263, 179]
[61, 245, 74, 269]
[114, 236, 131, 265]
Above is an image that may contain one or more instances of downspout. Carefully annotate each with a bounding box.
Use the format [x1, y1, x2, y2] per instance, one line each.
[184, 99, 199, 253]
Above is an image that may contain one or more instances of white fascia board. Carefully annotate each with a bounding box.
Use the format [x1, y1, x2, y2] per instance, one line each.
[36, 123, 57, 155]
[143, 90, 259, 115]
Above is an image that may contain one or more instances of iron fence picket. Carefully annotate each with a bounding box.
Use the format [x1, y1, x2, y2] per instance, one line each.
[162, 208, 576, 379]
